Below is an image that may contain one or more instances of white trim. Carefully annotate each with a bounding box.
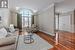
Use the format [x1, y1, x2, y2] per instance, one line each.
[39, 29, 55, 36]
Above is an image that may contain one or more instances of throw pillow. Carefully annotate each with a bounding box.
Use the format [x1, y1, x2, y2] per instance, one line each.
[0, 28, 7, 38]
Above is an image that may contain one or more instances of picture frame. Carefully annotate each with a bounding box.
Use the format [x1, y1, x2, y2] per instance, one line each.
[0, 0, 8, 8]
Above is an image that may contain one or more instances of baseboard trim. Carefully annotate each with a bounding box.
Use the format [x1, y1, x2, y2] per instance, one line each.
[39, 29, 55, 36]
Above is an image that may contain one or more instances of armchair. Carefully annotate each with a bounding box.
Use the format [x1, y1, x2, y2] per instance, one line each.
[26, 24, 38, 33]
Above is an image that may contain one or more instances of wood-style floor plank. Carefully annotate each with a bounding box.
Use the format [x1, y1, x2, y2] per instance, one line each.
[35, 31, 55, 46]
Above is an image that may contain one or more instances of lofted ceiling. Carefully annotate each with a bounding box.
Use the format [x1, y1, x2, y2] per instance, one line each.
[8, 0, 64, 12]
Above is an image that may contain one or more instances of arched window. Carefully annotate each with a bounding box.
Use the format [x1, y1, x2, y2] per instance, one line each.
[19, 9, 33, 17]
[18, 8, 33, 27]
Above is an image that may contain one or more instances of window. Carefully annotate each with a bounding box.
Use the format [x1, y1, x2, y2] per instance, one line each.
[19, 9, 33, 17]
[0, 0, 8, 8]
[19, 8, 33, 27]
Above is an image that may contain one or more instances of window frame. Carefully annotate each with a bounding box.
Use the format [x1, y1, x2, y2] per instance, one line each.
[19, 8, 33, 17]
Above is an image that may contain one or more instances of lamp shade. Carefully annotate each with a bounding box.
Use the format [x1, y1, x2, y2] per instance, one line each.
[10, 24, 14, 27]
[24, 32, 28, 35]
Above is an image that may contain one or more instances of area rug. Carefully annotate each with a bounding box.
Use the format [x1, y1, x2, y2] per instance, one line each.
[17, 34, 53, 50]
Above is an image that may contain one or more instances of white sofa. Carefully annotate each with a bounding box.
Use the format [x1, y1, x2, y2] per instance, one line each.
[0, 27, 18, 50]
[0, 36, 16, 50]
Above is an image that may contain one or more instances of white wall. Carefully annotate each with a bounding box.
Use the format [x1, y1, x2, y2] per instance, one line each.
[0, 8, 17, 27]
[0, 0, 17, 27]
[36, 4, 55, 36]
[0, 8, 10, 27]
[8, 0, 17, 27]
[59, 15, 71, 31]
[58, 11, 75, 33]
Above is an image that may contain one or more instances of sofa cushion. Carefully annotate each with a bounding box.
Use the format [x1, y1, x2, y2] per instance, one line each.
[6, 32, 16, 37]
[0, 44, 16, 50]
[0, 28, 7, 38]
[0, 36, 16, 46]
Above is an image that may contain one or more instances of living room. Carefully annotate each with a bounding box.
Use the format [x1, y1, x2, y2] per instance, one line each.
[0, 0, 75, 50]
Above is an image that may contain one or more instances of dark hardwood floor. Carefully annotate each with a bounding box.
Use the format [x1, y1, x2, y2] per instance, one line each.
[35, 31, 55, 46]
[35, 31, 75, 50]
[49, 31, 75, 50]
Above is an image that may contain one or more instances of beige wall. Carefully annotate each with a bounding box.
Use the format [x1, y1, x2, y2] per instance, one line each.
[10, 9, 17, 27]
[36, 4, 55, 36]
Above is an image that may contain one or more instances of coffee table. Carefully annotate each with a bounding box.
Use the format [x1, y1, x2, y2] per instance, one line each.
[24, 33, 34, 44]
